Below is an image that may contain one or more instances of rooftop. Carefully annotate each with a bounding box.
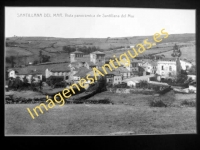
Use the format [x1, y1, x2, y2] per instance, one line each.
[70, 50, 83, 54]
[12, 62, 70, 76]
[123, 74, 154, 82]
[91, 51, 105, 54]
[73, 67, 91, 77]
[157, 57, 177, 62]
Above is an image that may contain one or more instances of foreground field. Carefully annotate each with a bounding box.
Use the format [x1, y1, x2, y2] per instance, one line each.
[5, 103, 196, 135]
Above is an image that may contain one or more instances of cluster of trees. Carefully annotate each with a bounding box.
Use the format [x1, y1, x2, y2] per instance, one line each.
[46, 76, 66, 87]
[7, 77, 42, 91]
[109, 46, 124, 50]
[6, 41, 18, 47]
[171, 44, 182, 57]
[6, 56, 16, 67]
[38, 50, 50, 64]
[63, 45, 102, 54]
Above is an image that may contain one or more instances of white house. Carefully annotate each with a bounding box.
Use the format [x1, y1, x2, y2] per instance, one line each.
[189, 85, 196, 93]
[7, 69, 16, 78]
[7, 68, 42, 83]
[156, 58, 181, 78]
[45, 68, 70, 80]
[180, 59, 192, 70]
[126, 80, 139, 87]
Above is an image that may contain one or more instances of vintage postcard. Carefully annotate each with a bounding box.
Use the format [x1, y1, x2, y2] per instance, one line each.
[5, 7, 196, 136]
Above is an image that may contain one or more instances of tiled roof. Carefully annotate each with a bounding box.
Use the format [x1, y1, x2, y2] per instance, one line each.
[14, 62, 70, 76]
[70, 50, 83, 54]
[91, 51, 105, 54]
[123, 74, 154, 82]
[179, 58, 192, 64]
[73, 67, 91, 77]
[51, 69, 71, 72]
[86, 61, 96, 66]
[116, 67, 130, 73]
[104, 69, 121, 76]
[158, 57, 177, 62]
[131, 59, 143, 63]
[73, 56, 90, 62]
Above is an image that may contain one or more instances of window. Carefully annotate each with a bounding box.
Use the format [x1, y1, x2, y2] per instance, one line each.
[169, 73, 171, 76]
[161, 66, 164, 70]
[169, 66, 172, 71]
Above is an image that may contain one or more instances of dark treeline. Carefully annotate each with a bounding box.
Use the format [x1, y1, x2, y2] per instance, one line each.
[63, 45, 102, 54]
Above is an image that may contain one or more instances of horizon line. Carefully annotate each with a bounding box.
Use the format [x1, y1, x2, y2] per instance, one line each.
[5, 33, 195, 39]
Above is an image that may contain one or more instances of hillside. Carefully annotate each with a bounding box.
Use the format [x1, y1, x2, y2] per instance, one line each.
[5, 33, 195, 66]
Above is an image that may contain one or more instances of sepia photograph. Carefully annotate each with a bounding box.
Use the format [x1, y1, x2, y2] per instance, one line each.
[5, 7, 196, 136]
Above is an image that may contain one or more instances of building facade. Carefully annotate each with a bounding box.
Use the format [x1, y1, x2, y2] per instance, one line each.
[70, 50, 84, 63]
[90, 51, 105, 64]
[156, 58, 182, 78]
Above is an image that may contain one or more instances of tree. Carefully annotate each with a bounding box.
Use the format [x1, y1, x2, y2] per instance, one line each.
[6, 56, 16, 67]
[63, 46, 75, 54]
[172, 44, 182, 57]
[41, 55, 50, 63]
[39, 50, 42, 63]
[33, 60, 39, 65]
[188, 65, 196, 75]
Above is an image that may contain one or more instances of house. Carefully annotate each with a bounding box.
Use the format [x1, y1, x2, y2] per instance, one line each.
[73, 67, 90, 83]
[122, 74, 155, 87]
[90, 51, 105, 64]
[70, 50, 84, 63]
[116, 66, 130, 80]
[104, 69, 122, 85]
[68, 61, 84, 68]
[141, 60, 157, 74]
[14, 69, 43, 83]
[179, 59, 193, 71]
[126, 80, 139, 87]
[45, 68, 71, 80]
[156, 57, 182, 80]
[69, 51, 105, 71]
[7, 69, 17, 78]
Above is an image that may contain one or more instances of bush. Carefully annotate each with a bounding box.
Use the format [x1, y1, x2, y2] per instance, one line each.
[54, 81, 67, 88]
[46, 76, 64, 86]
[149, 99, 167, 107]
[85, 98, 112, 104]
[181, 100, 196, 107]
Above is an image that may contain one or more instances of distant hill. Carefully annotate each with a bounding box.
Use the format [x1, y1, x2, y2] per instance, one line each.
[5, 33, 195, 66]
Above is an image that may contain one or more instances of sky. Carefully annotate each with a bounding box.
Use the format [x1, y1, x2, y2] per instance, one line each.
[5, 7, 195, 38]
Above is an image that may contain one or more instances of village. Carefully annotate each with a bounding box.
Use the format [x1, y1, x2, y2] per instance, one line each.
[5, 42, 196, 101]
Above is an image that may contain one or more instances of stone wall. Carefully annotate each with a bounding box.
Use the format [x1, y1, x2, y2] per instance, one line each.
[107, 88, 155, 94]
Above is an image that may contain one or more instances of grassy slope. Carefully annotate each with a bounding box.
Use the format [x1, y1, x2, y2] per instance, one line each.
[5, 34, 195, 62]
[5, 92, 196, 135]
[154, 46, 196, 62]
[5, 104, 196, 135]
